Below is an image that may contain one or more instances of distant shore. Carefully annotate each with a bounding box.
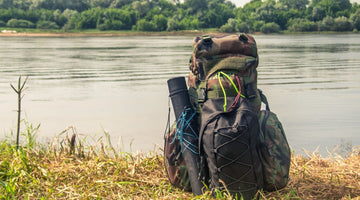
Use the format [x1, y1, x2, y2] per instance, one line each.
[1, 29, 358, 37]
[0, 30, 210, 37]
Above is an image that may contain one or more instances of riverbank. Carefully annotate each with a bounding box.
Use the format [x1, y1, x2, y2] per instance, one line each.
[0, 28, 213, 37]
[0, 132, 359, 199]
[1, 28, 357, 37]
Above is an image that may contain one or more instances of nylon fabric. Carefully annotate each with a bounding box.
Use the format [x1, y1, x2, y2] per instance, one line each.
[199, 96, 263, 200]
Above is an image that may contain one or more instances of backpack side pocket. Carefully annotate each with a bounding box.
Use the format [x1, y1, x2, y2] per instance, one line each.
[258, 109, 291, 191]
[164, 122, 191, 191]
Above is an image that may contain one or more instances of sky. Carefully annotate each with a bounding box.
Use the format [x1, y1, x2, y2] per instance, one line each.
[230, 0, 360, 8]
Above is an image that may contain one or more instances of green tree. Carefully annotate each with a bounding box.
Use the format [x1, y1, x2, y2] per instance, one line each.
[134, 18, 156, 31]
[62, 9, 79, 20]
[312, 5, 326, 21]
[279, 0, 309, 10]
[97, 19, 124, 30]
[0, 8, 42, 24]
[254, 0, 276, 23]
[260, 22, 280, 33]
[350, 8, 360, 30]
[333, 16, 352, 31]
[0, 0, 13, 9]
[153, 14, 167, 31]
[237, 21, 250, 33]
[204, 1, 234, 28]
[219, 18, 237, 32]
[36, 20, 59, 29]
[132, 1, 150, 18]
[29, 0, 90, 12]
[91, 0, 113, 8]
[110, 0, 133, 9]
[53, 9, 67, 27]
[236, 0, 262, 22]
[74, 8, 102, 29]
[95, 8, 136, 30]
[318, 15, 335, 30]
[308, 0, 351, 18]
[184, 0, 207, 14]
[156, 0, 177, 17]
[201, 10, 222, 28]
[179, 15, 199, 30]
[7, 18, 35, 28]
[166, 17, 179, 31]
[287, 18, 317, 31]
[13, 0, 31, 10]
[253, 20, 265, 31]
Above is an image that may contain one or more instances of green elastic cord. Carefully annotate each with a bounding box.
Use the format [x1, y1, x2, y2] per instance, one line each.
[217, 71, 245, 112]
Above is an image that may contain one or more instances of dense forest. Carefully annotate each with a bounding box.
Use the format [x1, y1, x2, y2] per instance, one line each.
[0, 0, 360, 33]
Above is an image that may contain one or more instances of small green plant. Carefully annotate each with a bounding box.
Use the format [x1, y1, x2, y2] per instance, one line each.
[23, 121, 40, 149]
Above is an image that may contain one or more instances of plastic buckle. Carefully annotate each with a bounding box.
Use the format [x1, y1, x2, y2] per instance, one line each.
[198, 88, 206, 103]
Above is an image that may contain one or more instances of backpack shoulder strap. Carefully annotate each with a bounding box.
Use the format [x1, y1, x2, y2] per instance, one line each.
[258, 89, 270, 111]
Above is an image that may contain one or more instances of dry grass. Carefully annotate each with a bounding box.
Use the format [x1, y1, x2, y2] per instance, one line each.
[0, 127, 359, 199]
[261, 148, 360, 200]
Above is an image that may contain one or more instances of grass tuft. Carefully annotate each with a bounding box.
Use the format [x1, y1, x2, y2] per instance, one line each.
[0, 128, 359, 199]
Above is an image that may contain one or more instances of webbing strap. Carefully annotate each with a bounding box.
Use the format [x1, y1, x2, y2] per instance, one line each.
[164, 97, 171, 140]
[258, 89, 270, 111]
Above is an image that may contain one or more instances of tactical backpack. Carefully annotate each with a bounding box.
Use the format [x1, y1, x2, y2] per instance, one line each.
[164, 34, 291, 198]
[165, 33, 261, 191]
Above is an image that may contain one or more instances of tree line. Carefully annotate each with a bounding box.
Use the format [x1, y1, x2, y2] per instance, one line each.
[0, 0, 360, 33]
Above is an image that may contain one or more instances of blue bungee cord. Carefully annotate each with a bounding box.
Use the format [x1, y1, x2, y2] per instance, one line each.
[170, 107, 199, 155]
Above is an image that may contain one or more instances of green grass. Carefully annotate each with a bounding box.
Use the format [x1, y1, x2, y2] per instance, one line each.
[1, 122, 359, 199]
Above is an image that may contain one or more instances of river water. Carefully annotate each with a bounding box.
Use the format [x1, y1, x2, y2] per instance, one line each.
[1, 34, 359, 155]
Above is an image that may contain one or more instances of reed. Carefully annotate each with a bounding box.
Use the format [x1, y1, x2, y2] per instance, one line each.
[0, 125, 359, 200]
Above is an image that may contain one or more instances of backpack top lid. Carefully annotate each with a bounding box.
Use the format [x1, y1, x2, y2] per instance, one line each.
[192, 33, 258, 59]
[189, 34, 259, 79]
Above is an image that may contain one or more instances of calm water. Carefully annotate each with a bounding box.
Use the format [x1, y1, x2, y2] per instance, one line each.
[1, 34, 359, 154]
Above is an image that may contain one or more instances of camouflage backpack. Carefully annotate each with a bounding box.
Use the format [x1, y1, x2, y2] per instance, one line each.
[257, 90, 291, 191]
[164, 34, 290, 195]
[164, 33, 261, 190]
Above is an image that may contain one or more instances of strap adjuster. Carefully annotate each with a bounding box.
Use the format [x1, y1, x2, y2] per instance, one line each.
[198, 88, 206, 103]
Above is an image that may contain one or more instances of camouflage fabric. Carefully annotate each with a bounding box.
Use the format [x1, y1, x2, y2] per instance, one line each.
[164, 122, 191, 191]
[192, 34, 258, 59]
[188, 34, 261, 117]
[258, 91, 291, 192]
[189, 34, 258, 78]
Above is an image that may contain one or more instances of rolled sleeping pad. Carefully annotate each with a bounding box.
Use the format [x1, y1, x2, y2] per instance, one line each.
[167, 77, 203, 195]
[167, 77, 192, 121]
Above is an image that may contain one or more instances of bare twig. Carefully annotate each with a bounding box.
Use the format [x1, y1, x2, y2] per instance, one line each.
[10, 76, 28, 149]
